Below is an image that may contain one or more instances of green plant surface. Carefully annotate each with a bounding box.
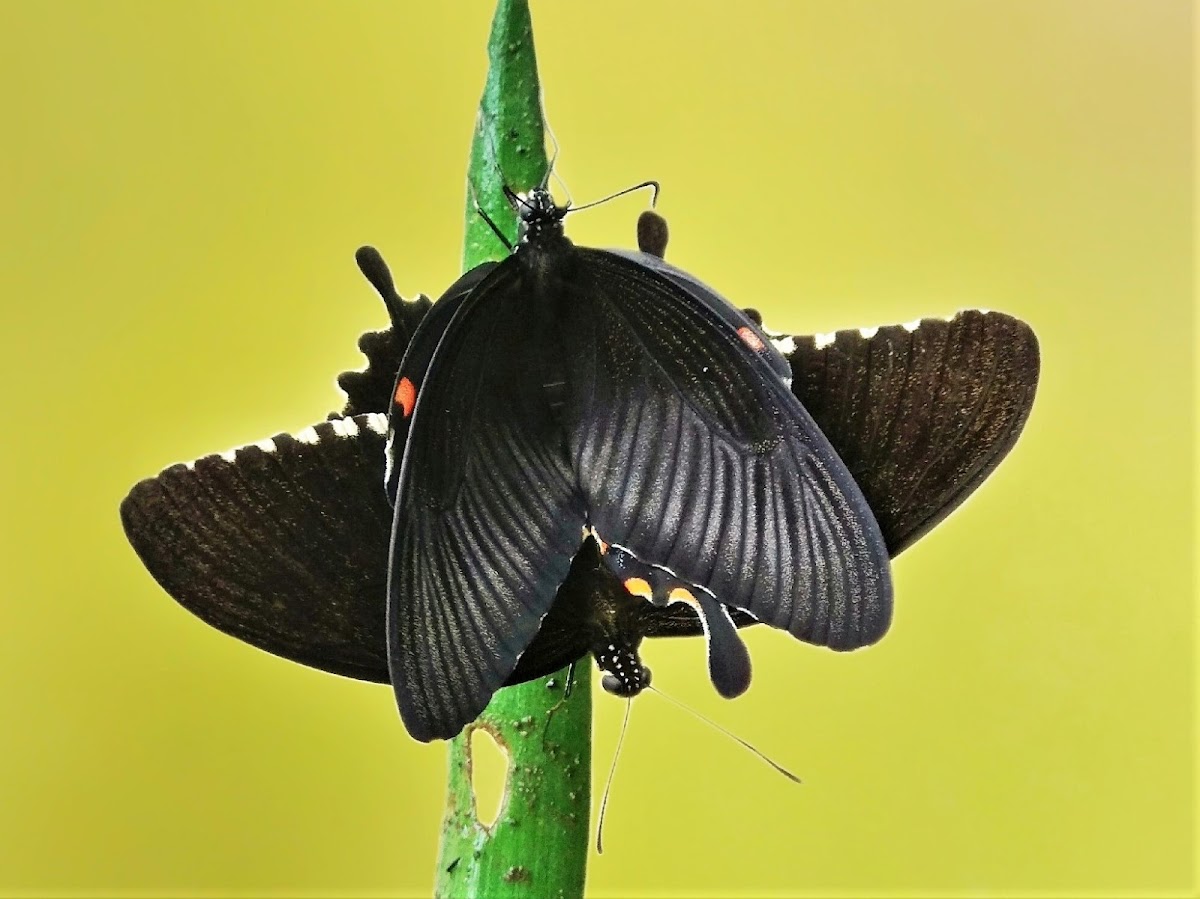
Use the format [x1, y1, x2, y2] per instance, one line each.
[433, 2, 592, 896]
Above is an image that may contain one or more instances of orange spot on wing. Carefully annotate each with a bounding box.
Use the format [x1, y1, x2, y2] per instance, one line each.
[667, 586, 698, 606]
[737, 326, 765, 351]
[623, 577, 652, 600]
[394, 377, 416, 418]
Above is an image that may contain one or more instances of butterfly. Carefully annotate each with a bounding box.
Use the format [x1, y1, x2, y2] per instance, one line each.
[120, 200, 1039, 742]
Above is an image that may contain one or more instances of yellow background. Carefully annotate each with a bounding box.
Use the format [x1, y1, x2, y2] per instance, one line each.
[1, 1, 1193, 896]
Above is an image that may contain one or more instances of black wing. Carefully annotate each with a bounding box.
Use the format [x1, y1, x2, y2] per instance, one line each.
[607, 248, 792, 385]
[506, 540, 610, 684]
[637, 309, 1039, 639]
[120, 253, 593, 692]
[781, 311, 1040, 555]
[337, 247, 497, 421]
[123, 253, 1035, 679]
[120, 414, 394, 682]
[120, 409, 603, 688]
[563, 250, 893, 653]
[119, 250, 478, 686]
[387, 263, 587, 741]
[337, 246, 435, 417]
[382, 263, 496, 505]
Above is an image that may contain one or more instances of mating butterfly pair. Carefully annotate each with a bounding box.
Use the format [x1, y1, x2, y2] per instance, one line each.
[121, 197, 1039, 742]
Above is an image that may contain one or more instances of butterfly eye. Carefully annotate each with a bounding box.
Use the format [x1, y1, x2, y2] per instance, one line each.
[641, 666, 652, 688]
[601, 673, 623, 694]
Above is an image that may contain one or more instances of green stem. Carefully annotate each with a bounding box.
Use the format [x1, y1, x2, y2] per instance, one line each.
[434, 2, 592, 896]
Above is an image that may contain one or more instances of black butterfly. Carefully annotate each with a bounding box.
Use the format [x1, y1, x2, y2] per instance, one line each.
[120, 203, 1039, 742]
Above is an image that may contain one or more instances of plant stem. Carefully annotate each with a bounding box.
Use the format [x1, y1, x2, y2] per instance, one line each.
[433, 2, 592, 896]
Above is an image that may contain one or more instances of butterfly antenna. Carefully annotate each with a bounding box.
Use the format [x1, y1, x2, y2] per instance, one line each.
[542, 112, 561, 188]
[540, 114, 574, 207]
[596, 699, 633, 855]
[647, 685, 801, 784]
[551, 168, 574, 210]
[566, 180, 660, 215]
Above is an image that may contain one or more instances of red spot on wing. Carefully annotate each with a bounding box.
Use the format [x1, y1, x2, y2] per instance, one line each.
[737, 326, 765, 351]
[394, 376, 416, 418]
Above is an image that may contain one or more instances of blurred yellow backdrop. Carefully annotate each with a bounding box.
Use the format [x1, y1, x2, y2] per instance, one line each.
[0, 1, 1192, 896]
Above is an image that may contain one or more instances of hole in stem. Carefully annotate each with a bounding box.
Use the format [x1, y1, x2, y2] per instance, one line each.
[469, 725, 509, 829]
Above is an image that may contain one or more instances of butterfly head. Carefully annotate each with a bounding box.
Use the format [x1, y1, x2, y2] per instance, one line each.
[595, 640, 652, 698]
[507, 186, 567, 246]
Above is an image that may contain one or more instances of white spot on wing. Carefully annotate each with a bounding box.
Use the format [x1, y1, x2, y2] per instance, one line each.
[295, 426, 321, 445]
[175, 414, 385, 474]
[815, 331, 837, 349]
[330, 416, 359, 438]
[770, 335, 796, 355]
[858, 326, 879, 339]
[902, 319, 922, 332]
[210, 432, 286, 465]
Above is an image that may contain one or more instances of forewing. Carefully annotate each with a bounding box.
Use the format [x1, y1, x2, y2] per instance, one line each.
[382, 266, 496, 505]
[389, 266, 587, 741]
[778, 311, 1040, 555]
[608, 248, 792, 383]
[120, 414, 393, 682]
[564, 251, 893, 652]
